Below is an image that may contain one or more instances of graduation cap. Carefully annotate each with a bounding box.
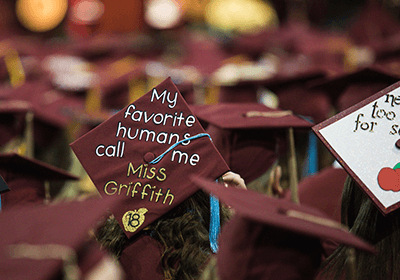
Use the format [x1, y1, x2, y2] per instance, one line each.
[92, 56, 147, 111]
[191, 175, 376, 280]
[210, 60, 278, 104]
[70, 77, 230, 239]
[313, 80, 400, 215]
[0, 81, 85, 149]
[261, 69, 331, 124]
[0, 100, 30, 149]
[0, 153, 79, 210]
[348, 0, 400, 47]
[310, 67, 400, 112]
[0, 195, 125, 280]
[192, 103, 312, 199]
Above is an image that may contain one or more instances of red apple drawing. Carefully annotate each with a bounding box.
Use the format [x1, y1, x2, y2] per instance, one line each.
[378, 167, 400, 191]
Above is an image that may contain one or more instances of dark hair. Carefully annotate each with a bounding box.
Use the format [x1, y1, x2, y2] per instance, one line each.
[318, 176, 400, 280]
[96, 190, 230, 280]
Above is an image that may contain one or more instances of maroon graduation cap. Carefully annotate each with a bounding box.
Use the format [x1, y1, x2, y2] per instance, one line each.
[70, 77, 229, 238]
[0, 195, 125, 280]
[310, 66, 400, 112]
[313, 80, 400, 215]
[192, 103, 313, 185]
[0, 153, 79, 210]
[191, 175, 376, 280]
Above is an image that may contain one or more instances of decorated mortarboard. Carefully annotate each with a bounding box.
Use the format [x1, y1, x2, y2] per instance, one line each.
[70, 77, 230, 239]
[0, 153, 79, 210]
[0, 195, 123, 280]
[313, 81, 400, 215]
[191, 175, 376, 279]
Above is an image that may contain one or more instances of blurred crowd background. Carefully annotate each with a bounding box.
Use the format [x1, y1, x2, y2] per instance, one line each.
[1, 0, 400, 200]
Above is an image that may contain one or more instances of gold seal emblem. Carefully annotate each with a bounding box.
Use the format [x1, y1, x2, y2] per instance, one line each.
[122, 208, 148, 233]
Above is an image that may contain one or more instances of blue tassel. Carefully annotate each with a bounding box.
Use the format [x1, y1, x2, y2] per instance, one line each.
[209, 193, 220, 253]
[306, 131, 318, 176]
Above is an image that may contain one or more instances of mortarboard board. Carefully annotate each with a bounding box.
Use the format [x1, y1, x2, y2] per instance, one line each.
[192, 103, 312, 199]
[0, 195, 125, 280]
[0, 152, 79, 210]
[70, 77, 230, 239]
[191, 175, 376, 280]
[310, 66, 400, 112]
[313, 81, 400, 215]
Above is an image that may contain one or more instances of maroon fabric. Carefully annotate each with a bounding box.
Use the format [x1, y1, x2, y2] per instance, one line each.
[191, 175, 376, 253]
[180, 30, 229, 77]
[297, 166, 348, 223]
[206, 125, 282, 184]
[0, 153, 78, 210]
[192, 103, 312, 183]
[349, 0, 400, 46]
[287, 166, 349, 258]
[275, 85, 332, 124]
[96, 58, 146, 110]
[119, 234, 164, 280]
[192, 103, 313, 130]
[71, 77, 230, 239]
[1, 178, 46, 210]
[217, 216, 323, 280]
[309, 67, 400, 111]
[0, 103, 27, 147]
[78, 241, 111, 278]
[0, 196, 122, 280]
[337, 83, 393, 111]
[217, 83, 259, 104]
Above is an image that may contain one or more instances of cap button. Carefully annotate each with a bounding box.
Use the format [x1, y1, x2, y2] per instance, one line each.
[144, 152, 155, 163]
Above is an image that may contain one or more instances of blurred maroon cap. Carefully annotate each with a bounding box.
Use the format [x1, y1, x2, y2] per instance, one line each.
[0, 195, 124, 280]
[0, 81, 85, 146]
[262, 69, 332, 124]
[71, 77, 229, 239]
[94, 56, 147, 111]
[0, 153, 78, 210]
[348, 0, 400, 46]
[119, 233, 164, 280]
[191, 175, 376, 280]
[192, 103, 312, 184]
[0, 100, 30, 148]
[310, 66, 400, 112]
